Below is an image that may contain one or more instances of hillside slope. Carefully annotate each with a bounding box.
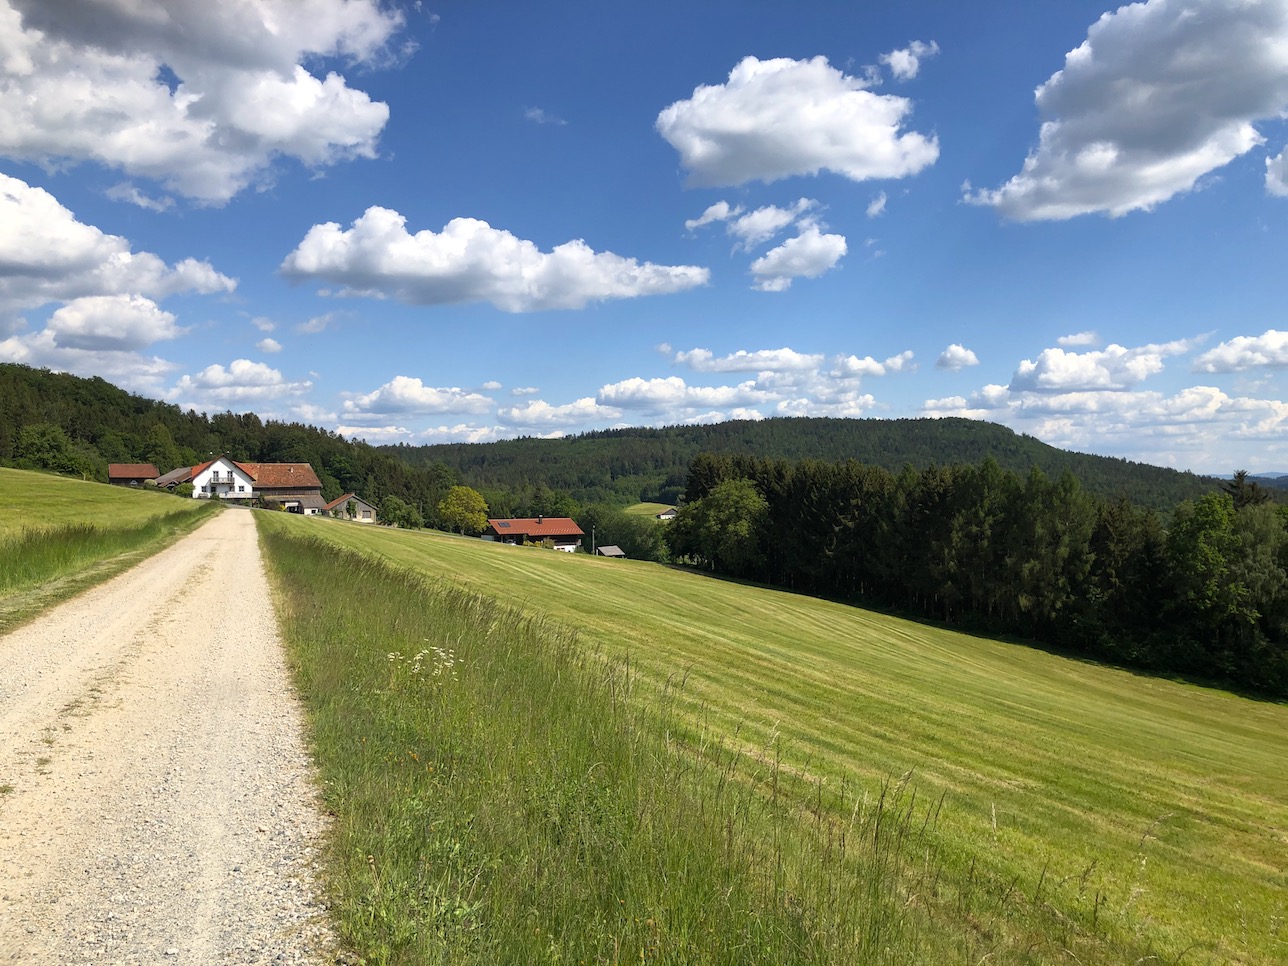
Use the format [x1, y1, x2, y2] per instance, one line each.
[384, 417, 1220, 510]
[259, 513, 1288, 965]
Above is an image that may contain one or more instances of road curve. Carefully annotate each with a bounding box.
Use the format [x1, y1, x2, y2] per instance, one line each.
[0, 509, 337, 963]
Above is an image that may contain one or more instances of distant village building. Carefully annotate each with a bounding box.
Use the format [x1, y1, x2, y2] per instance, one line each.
[483, 516, 584, 552]
[325, 493, 377, 522]
[158, 456, 326, 514]
[108, 463, 158, 487]
[656, 507, 677, 520]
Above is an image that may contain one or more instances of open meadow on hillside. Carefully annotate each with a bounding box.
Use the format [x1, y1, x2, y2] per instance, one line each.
[0, 468, 215, 628]
[624, 502, 673, 517]
[259, 514, 1288, 964]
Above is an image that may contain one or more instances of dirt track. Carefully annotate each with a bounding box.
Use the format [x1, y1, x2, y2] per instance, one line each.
[0, 510, 336, 963]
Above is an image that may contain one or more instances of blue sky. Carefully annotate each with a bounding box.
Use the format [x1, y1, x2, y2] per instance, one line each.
[3, 0, 1288, 474]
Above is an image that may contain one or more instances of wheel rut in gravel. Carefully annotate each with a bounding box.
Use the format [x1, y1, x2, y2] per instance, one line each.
[0, 509, 337, 964]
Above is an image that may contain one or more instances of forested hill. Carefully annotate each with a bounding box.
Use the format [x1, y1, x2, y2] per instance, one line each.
[382, 417, 1221, 511]
[0, 363, 458, 511]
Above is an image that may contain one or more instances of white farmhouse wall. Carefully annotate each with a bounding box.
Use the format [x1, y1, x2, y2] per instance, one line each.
[191, 458, 255, 499]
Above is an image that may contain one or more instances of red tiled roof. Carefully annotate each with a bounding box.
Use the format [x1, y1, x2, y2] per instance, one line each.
[324, 493, 355, 511]
[487, 517, 584, 538]
[191, 456, 255, 479]
[244, 462, 322, 490]
[108, 463, 158, 479]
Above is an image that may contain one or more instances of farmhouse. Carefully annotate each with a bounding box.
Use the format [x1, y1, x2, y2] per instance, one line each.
[484, 516, 584, 552]
[245, 462, 327, 514]
[108, 463, 158, 487]
[159, 456, 326, 514]
[656, 507, 677, 520]
[325, 493, 378, 522]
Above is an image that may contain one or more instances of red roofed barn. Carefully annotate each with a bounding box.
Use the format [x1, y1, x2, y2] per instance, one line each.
[108, 463, 159, 487]
[484, 516, 584, 552]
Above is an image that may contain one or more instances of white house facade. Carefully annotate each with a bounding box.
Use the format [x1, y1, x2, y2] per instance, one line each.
[191, 457, 256, 499]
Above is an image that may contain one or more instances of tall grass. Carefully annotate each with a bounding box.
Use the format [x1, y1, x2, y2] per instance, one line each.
[0, 506, 213, 595]
[262, 528, 985, 964]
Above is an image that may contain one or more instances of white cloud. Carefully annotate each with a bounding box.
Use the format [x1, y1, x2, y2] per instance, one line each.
[750, 223, 847, 291]
[883, 350, 915, 373]
[832, 354, 887, 378]
[1194, 329, 1288, 372]
[416, 424, 506, 444]
[281, 206, 710, 312]
[251, 316, 276, 332]
[656, 55, 939, 187]
[597, 375, 771, 411]
[334, 424, 415, 443]
[343, 375, 493, 416]
[290, 402, 336, 425]
[524, 106, 566, 126]
[966, 0, 1288, 220]
[866, 191, 887, 218]
[498, 397, 621, 427]
[727, 199, 816, 249]
[1268, 148, 1288, 197]
[0, 328, 178, 394]
[674, 346, 823, 373]
[0, 0, 402, 203]
[510, 386, 540, 396]
[684, 200, 742, 231]
[172, 359, 311, 404]
[936, 344, 979, 371]
[257, 337, 282, 353]
[880, 40, 940, 82]
[481, 380, 503, 391]
[1010, 341, 1192, 392]
[1058, 330, 1100, 347]
[296, 313, 336, 334]
[45, 294, 182, 351]
[0, 173, 235, 326]
[776, 393, 877, 418]
[105, 183, 173, 212]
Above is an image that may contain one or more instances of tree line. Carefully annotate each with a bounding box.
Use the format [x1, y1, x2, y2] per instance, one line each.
[387, 416, 1223, 513]
[666, 454, 1288, 698]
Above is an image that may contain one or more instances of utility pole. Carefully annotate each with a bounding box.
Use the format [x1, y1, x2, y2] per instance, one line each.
[592, 525, 596, 556]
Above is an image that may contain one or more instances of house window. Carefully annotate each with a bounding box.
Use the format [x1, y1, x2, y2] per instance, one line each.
[362, 510, 371, 519]
[238, 485, 245, 492]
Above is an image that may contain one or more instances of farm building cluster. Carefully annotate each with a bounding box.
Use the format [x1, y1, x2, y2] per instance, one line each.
[108, 458, 676, 556]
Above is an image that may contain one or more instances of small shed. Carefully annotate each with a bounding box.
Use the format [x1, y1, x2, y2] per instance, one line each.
[656, 507, 677, 520]
[596, 545, 626, 558]
[325, 493, 378, 522]
[108, 463, 159, 487]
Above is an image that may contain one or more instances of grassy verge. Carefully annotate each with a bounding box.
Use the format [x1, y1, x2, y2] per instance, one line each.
[256, 514, 1288, 963]
[0, 468, 216, 630]
[262, 526, 1019, 964]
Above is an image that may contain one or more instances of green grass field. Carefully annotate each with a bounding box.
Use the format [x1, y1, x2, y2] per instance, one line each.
[0, 467, 215, 628]
[0, 466, 202, 537]
[624, 502, 673, 517]
[258, 515, 1288, 964]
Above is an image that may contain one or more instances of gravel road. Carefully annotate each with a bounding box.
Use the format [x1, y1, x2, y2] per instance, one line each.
[0, 510, 338, 964]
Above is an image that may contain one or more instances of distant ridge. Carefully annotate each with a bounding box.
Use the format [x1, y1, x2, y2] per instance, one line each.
[381, 417, 1222, 511]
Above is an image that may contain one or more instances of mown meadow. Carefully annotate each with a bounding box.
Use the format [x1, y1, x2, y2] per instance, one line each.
[258, 513, 1288, 964]
[0, 467, 215, 629]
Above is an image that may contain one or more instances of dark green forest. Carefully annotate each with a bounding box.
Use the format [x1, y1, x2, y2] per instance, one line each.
[0, 363, 460, 516]
[666, 453, 1288, 698]
[385, 417, 1220, 512]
